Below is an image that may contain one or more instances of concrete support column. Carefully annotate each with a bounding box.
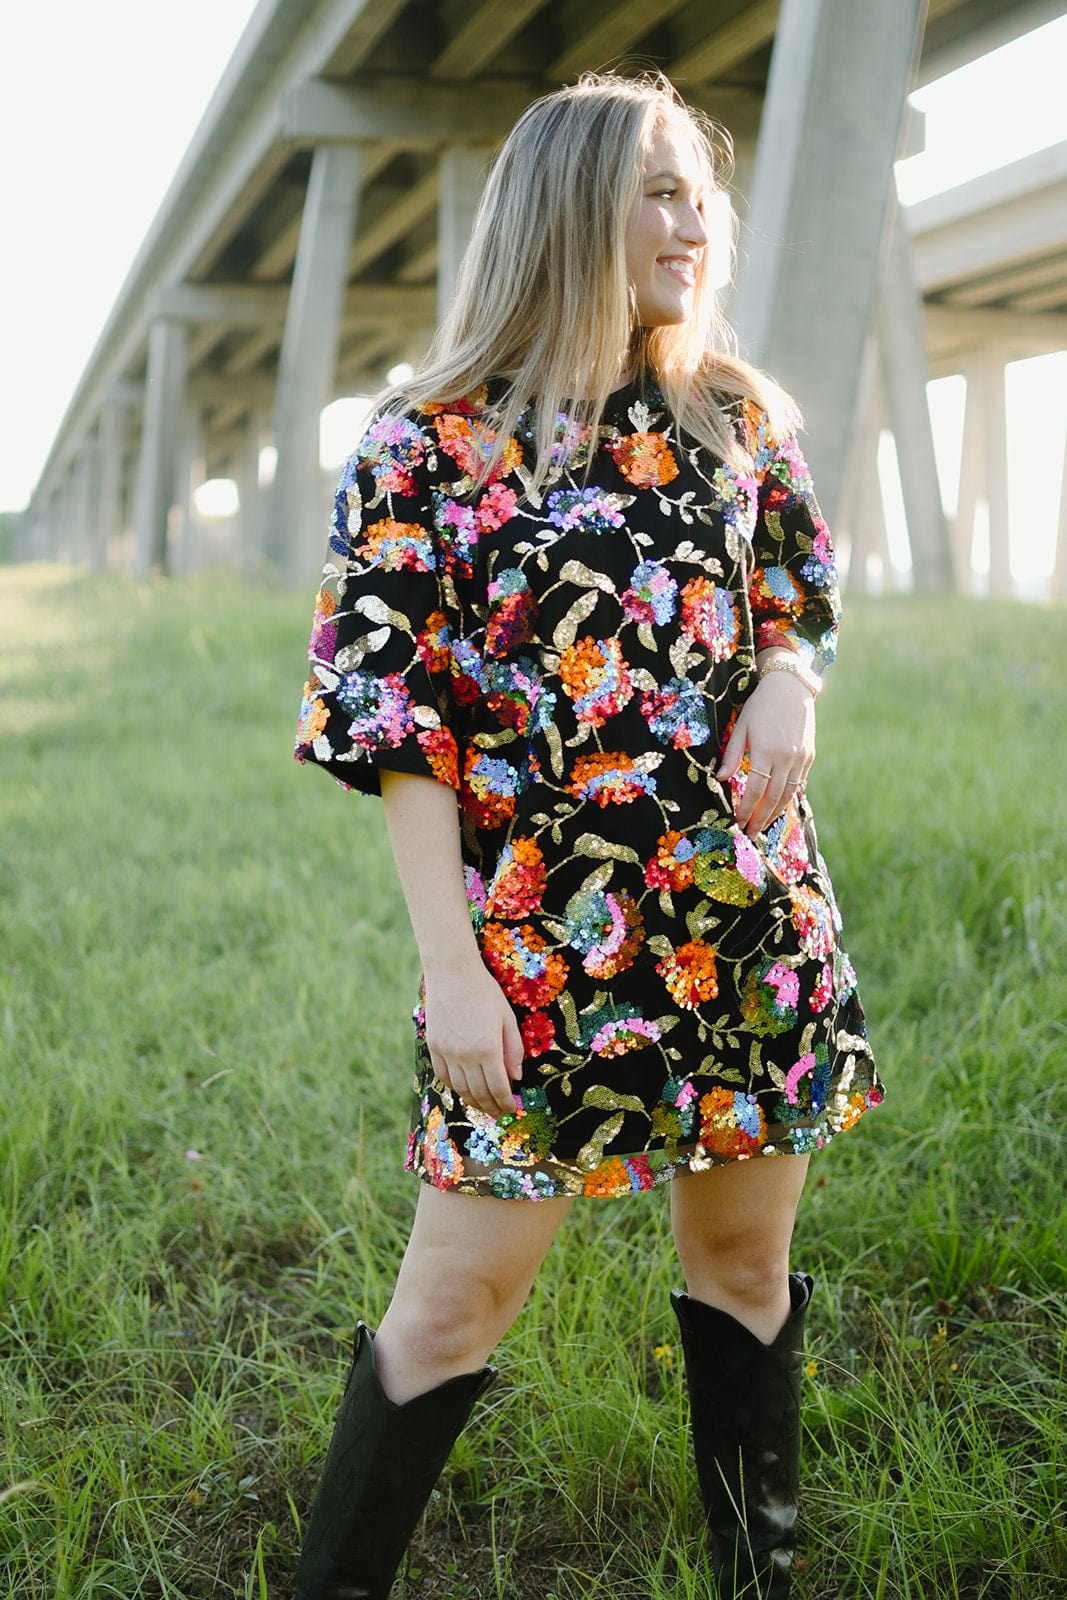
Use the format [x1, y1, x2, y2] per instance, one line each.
[953, 361, 984, 595]
[1049, 429, 1067, 601]
[237, 411, 269, 573]
[265, 143, 365, 585]
[733, 0, 926, 526]
[134, 318, 188, 576]
[879, 203, 955, 592]
[172, 407, 206, 575]
[68, 447, 96, 568]
[437, 144, 491, 324]
[839, 337, 890, 593]
[96, 400, 131, 573]
[976, 350, 1011, 597]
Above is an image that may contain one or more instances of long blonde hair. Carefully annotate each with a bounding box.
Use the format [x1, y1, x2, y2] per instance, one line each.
[377, 71, 795, 488]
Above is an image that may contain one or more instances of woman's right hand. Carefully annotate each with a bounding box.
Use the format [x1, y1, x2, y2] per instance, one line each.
[423, 958, 524, 1120]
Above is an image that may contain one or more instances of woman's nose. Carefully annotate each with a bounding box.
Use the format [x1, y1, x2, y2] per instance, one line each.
[677, 201, 708, 249]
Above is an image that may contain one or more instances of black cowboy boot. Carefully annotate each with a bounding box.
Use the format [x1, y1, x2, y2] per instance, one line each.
[671, 1274, 813, 1599]
[292, 1323, 496, 1600]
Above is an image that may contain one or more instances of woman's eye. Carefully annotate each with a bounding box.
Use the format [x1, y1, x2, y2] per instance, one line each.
[652, 188, 677, 200]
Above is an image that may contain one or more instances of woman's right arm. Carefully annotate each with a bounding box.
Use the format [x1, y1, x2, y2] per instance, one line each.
[379, 769, 524, 1120]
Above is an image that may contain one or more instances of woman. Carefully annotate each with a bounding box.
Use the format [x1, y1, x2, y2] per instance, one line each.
[293, 71, 881, 1600]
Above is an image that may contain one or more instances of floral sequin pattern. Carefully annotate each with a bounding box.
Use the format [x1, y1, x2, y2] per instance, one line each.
[297, 380, 880, 1198]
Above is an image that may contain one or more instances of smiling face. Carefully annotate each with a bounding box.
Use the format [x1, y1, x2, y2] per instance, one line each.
[625, 121, 709, 328]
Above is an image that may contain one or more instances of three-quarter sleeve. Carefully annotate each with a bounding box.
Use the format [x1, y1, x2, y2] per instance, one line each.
[295, 414, 461, 796]
[745, 406, 841, 677]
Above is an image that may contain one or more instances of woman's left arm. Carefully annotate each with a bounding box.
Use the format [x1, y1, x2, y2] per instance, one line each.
[718, 417, 841, 839]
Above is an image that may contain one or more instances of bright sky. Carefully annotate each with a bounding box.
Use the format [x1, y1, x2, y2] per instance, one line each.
[2, 4, 1066, 591]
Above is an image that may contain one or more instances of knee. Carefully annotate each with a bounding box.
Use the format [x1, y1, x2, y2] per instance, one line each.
[388, 1270, 518, 1370]
[675, 1220, 791, 1312]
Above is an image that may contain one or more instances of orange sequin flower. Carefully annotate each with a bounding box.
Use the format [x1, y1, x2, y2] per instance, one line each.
[482, 922, 569, 1010]
[559, 636, 633, 726]
[608, 431, 680, 488]
[698, 1087, 766, 1159]
[434, 413, 522, 482]
[656, 939, 719, 1009]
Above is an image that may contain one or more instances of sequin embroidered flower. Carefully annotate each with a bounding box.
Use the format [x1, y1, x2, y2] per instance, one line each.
[499, 1088, 557, 1165]
[336, 670, 415, 750]
[560, 637, 633, 726]
[546, 487, 626, 532]
[461, 748, 524, 829]
[710, 464, 758, 538]
[416, 609, 452, 673]
[579, 1000, 662, 1056]
[358, 415, 426, 495]
[740, 958, 800, 1036]
[482, 922, 568, 1010]
[764, 804, 811, 884]
[699, 1088, 766, 1159]
[568, 752, 658, 806]
[416, 725, 459, 788]
[434, 412, 522, 481]
[782, 1043, 831, 1113]
[622, 559, 678, 625]
[296, 686, 329, 746]
[433, 494, 479, 578]
[608, 431, 679, 487]
[644, 829, 697, 891]
[422, 1106, 465, 1189]
[520, 1010, 556, 1056]
[356, 518, 436, 572]
[582, 1156, 634, 1197]
[809, 961, 833, 1014]
[691, 826, 767, 905]
[679, 577, 741, 662]
[750, 565, 805, 616]
[449, 636, 487, 705]
[485, 568, 537, 655]
[487, 836, 547, 918]
[308, 586, 338, 661]
[476, 481, 519, 532]
[641, 677, 710, 748]
[563, 887, 644, 979]
[801, 522, 838, 588]
[657, 940, 718, 1009]
[789, 884, 835, 959]
[485, 657, 555, 736]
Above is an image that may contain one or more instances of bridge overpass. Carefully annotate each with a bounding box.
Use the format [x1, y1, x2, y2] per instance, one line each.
[20, 0, 1067, 596]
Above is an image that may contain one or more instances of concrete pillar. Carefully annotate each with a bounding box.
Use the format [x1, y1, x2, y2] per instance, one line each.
[265, 143, 365, 585]
[1051, 430, 1067, 601]
[97, 399, 131, 573]
[172, 407, 206, 575]
[134, 318, 188, 576]
[68, 448, 97, 568]
[839, 337, 889, 594]
[437, 144, 491, 323]
[733, 0, 926, 526]
[878, 204, 955, 593]
[953, 362, 984, 595]
[237, 410, 268, 573]
[980, 352, 1011, 598]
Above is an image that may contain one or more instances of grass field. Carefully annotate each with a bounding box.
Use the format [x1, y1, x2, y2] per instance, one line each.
[0, 562, 1063, 1600]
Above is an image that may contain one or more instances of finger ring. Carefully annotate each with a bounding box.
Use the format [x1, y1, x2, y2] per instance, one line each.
[749, 766, 771, 779]
[785, 779, 800, 788]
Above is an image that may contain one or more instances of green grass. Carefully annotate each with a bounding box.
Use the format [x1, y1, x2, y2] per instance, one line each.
[0, 563, 1063, 1599]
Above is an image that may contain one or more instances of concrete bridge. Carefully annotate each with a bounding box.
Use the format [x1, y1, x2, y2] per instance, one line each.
[20, 0, 1067, 597]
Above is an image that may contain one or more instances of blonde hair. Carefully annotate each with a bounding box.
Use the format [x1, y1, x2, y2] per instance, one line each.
[377, 71, 795, 488]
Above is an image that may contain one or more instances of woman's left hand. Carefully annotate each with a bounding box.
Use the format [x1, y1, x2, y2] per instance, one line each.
[716, 670, 816, 839]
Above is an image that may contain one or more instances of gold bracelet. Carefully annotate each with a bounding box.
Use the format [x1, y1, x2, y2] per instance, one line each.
[758, 656, 821, 697]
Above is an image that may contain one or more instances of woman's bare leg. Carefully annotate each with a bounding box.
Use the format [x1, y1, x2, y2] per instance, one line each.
[374, 1184, 574, 1402]
[670, 1155, 810, 1343]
